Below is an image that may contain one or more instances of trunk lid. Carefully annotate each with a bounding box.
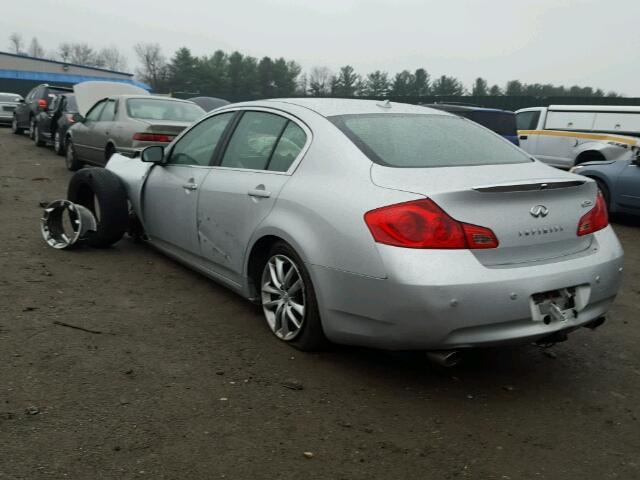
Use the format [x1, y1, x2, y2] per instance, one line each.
[142, 120, 192, 136]
[370, 162, 597, 266]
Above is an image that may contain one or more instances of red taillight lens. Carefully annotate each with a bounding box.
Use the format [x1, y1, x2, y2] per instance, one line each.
[37, 99, 48, 109]
[577, 191, 609, 236]
[132, 133, 175, 142]
[364, 199, 499, 249]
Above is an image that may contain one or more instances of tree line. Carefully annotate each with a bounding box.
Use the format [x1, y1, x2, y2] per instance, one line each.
[7, 33, 621, 98]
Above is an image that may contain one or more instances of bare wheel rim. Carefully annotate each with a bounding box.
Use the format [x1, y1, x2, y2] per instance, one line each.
[261, 254, 306, 341]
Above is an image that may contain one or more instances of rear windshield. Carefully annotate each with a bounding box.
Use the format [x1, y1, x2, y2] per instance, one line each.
[461, 111, 517, 136]
[330, 114, 531, 168]
[0, 93, 22, 102]
[126, 98, 204, 122]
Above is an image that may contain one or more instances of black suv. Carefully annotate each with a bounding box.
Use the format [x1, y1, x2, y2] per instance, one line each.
[33, 94, 79, 155]
[12, 84, 73, 138]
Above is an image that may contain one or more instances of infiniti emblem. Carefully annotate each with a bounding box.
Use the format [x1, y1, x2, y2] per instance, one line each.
[530, 205, 549, 218]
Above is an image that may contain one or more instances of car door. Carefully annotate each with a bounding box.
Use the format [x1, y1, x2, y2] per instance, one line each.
[515, 109, 540, 156]
[197, 110, 310, 284]
[39, 95, 60, 139]
[73, 100, 106, 163]
[17, 87, 37, 127]
[91, 99, 117, 166]
[615, 160, 640, 211]
[142, 111, 236, 262]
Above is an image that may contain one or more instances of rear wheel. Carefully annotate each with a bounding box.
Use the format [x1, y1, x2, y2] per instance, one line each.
[67, 168, 129, 248]
[65, 139, 82, 171]
[11, 116, 23, 134]
[105, 144, 115, 161]
[54, 131, 64, 156]
[33, 123, 45, 147]
[260, 241, 328, 351]
[28, 117, 35, 139]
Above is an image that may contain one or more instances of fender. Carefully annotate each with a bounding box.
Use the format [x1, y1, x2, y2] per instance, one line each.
[573, 140, 634, 163]
[105, 153, 153, 224]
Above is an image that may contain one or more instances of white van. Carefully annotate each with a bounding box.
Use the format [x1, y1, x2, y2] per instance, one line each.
[516, 105, 640, 169]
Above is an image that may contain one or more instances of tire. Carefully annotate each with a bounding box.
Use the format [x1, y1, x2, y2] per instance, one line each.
[260, 241, 329, 351]
[105, 144, 115, 161]
[33, 123, 45, 147]
[67, 168, 129, 248]
[11, 116, 23, 134]
[54, 130, 64, 156]
[65, 139, 83, 171]
[29, 117, 35, 140]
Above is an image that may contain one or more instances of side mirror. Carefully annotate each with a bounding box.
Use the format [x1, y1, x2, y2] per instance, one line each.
[141, 145, 164, 164]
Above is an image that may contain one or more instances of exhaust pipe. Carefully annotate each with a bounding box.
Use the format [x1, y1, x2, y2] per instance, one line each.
[427, 350, 462, 367]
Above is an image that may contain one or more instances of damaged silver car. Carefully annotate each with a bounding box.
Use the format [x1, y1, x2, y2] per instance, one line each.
[55, 98, 624, 355]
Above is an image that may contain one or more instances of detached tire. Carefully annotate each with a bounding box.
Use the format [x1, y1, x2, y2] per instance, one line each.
[67, 168, 129, 248]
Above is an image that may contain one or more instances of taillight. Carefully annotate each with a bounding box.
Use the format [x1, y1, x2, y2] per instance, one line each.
[577, 191, 609, 236]
[37, 99, 48, 109]
[364, 199, 499, 249]
[132, 133, 175, 142]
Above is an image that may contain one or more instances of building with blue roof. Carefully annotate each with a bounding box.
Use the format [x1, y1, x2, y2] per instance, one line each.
[0, 51, 150, 96]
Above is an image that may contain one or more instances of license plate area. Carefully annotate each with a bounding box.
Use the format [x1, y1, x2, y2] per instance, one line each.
[530, 287, 578, 324]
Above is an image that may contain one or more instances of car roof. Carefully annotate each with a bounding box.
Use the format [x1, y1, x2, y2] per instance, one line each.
[223, 98, 450, 118]
[114, 95, 196, 103]
[423, 103, 513, 114]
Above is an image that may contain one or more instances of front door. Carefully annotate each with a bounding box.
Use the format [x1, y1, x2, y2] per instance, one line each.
[198, 111, 308, 284]
[142, 111, 235, 260]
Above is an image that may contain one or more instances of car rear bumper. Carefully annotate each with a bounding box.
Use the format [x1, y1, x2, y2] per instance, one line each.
[309, 226, 624, 350]
[0, 112, 13, 123]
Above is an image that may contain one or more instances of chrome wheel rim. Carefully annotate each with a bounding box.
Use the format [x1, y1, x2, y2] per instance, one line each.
[261, 254, 306, 341]
[54, 132, 60, 152]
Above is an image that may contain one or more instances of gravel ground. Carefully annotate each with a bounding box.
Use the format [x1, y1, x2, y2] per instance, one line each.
[1, 126, 639, 480]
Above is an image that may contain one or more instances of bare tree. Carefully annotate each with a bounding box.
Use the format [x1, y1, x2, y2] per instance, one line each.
[8, 33, 24, 54]
[69, 43, 97, 65]
[57, 42, 72, 62]
[28, 37, 45, 58]
[308, 66, 332, 96]
[134, 42, 167, 91]
[96, 46, 128, 71]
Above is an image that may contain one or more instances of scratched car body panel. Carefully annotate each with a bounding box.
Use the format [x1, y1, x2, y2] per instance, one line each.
[105, 98, 624, 351]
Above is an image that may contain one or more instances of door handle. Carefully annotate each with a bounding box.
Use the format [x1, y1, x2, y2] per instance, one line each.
[519, 135, 528, 140]
[182, 183, 198, 191]
[248, 189, 271, 198]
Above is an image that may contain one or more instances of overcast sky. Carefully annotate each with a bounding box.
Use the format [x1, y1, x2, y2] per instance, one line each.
[2, 0, 639, 95]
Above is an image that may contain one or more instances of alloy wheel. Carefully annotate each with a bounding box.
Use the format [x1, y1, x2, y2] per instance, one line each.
[65, 142, 74, 169]
[29, 119, 35, 139]
[261, 254, 306, 341]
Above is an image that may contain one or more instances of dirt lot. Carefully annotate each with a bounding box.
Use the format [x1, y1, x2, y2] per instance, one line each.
[1, 126, 639, 480]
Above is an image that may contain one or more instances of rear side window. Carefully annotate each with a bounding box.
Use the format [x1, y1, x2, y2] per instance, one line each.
[221, 112, 288, 170]
[516, 111, 541, 131]
[330, 114, 530, 168]
[268, 122, 306, 172]
[99, 100, 117, 121]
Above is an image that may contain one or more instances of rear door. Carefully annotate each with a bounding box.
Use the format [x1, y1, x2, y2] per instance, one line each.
[72, 99, 106, 163]
[90, 99, 117, 165]
[197, 110, 309, 284]
[142, 111, 235, 260]
[615, 162, 640, 211]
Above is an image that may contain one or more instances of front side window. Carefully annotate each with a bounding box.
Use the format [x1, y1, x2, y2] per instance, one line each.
[85, 100, 106, 122]
[126, 98, 204, 122]
[330, 114, 531, 168]
[168, 112, 234, 166]
[99, 100, 116, 121]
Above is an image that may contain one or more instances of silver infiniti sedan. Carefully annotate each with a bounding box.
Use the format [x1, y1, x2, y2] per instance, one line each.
[66, 98, 624, 353]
